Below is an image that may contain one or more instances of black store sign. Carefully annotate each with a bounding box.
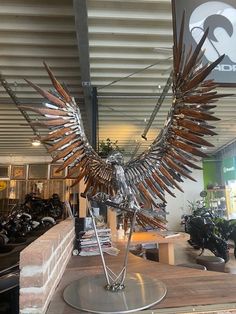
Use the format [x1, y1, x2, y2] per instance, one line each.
[172, 0, 236, 86]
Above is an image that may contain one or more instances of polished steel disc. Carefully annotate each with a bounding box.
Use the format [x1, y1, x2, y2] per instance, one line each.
[63, 273, 167, 314]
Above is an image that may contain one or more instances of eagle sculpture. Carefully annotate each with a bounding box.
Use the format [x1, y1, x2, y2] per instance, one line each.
[21, 16, 228, 231]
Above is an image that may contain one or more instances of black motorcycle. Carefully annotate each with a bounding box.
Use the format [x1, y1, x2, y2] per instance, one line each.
[185, 215, 229, 262]
[23, 193, 63, 219]
[0, 205, 56, 244]
[215, 218, 236, 258]
[46, 194, 64, 219]
[2, 209, 31, 239]
[0, 216, 9, 246]
[183, 196, 235, 262]
[23, 193, 45, 217]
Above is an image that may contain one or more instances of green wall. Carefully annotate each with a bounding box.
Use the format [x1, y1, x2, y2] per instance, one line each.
[202, 159, 222, 190]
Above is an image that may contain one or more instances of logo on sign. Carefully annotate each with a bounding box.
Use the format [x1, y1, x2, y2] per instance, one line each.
[189, 1, 236, 72]
[223, 166, 235, 173]
[0, 181, 7, 191]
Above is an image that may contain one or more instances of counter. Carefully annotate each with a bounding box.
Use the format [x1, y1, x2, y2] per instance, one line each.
[46, 246, 236, 314]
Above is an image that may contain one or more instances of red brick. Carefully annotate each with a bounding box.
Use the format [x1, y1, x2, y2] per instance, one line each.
[20, 291, 45, 309]
[39, 233, 60, 248]
[20, 240, 54, 268]
[48, 255, 57, 274]
[20, 274, 56, 308]
[20, 270, 48, 288]
[50, 249, 64, 274]
[48, 271, 59, 291]
[19, 219, 75, 312]
[62, 231, 74, 251]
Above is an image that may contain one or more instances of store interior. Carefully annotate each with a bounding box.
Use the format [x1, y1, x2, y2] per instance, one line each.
[1, 0, 236, 314]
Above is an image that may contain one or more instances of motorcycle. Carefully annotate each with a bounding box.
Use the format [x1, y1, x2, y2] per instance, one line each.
[182, 195, 230, 262]
[23, 193, 45, 217]
[45, 193, 64, 219]
[185, 215, 229, 262]
[0, 206, 56, 244]
[23, 193, 63, 219]
[2, 209, 30, 239]
[0, 216, 9, 246]
[214, 218, 236, 258]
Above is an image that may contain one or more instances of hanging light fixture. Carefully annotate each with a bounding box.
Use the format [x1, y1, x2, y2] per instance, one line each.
[32, 139, 41, 147]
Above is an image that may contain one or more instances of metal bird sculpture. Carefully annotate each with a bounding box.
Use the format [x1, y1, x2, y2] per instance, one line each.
[20, 14, 231, 292]
[22, 19, 227, 229]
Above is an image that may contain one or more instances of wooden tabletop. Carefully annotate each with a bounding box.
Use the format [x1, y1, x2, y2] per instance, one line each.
[130, 231, 182, 244]
[47, 246, 236, 314]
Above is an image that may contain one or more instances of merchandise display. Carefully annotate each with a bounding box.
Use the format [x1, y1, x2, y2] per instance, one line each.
[78, 228, 112, 256]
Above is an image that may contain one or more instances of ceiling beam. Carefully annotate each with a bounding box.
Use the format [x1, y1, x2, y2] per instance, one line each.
[73, 0, 94, 144]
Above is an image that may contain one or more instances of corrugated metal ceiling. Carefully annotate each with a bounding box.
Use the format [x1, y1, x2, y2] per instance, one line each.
[0, 0, 80, 156]
[0, 0, 235, 158]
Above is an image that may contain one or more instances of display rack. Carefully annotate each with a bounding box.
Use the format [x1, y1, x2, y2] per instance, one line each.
[207, 188, 227, 218]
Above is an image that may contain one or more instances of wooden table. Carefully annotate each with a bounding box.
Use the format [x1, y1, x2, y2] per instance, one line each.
[130, 231, 181, 265]
[46, 247, 236, 314]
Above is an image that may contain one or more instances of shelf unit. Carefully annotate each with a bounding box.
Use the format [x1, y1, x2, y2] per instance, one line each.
[206, 188, 227, 218]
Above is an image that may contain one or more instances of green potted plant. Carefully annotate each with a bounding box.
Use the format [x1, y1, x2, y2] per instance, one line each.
[98, 138, 124, 158]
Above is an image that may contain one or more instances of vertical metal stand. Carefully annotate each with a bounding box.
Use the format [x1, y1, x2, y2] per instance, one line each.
[88, 204, 138, 291]
[88, 206, 111, 287]
[64, 201, 167, 313]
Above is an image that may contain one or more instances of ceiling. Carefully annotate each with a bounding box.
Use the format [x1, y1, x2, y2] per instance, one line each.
[0, 0, 235, 159]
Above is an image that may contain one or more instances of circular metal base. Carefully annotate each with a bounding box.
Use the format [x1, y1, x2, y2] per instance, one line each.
[63, 273, 167, 314]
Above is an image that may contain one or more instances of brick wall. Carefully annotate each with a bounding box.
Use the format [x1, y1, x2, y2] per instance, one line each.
[19, 218, 74, 314]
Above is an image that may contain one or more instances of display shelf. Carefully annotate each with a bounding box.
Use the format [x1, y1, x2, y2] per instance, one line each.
[206, 188, 227, 218]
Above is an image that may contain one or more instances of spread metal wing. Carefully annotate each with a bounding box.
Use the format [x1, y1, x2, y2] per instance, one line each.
[124, 14, 231, 208]
[21, 62, 115, 198]
[21, 14, 230, 230]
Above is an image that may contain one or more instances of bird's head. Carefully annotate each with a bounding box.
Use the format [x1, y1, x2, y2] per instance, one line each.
[106, 151, 124, 165]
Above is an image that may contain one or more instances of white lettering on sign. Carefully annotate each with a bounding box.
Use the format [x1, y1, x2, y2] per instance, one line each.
[214, 64, 236, 71]
[223, 166, 235, 173]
